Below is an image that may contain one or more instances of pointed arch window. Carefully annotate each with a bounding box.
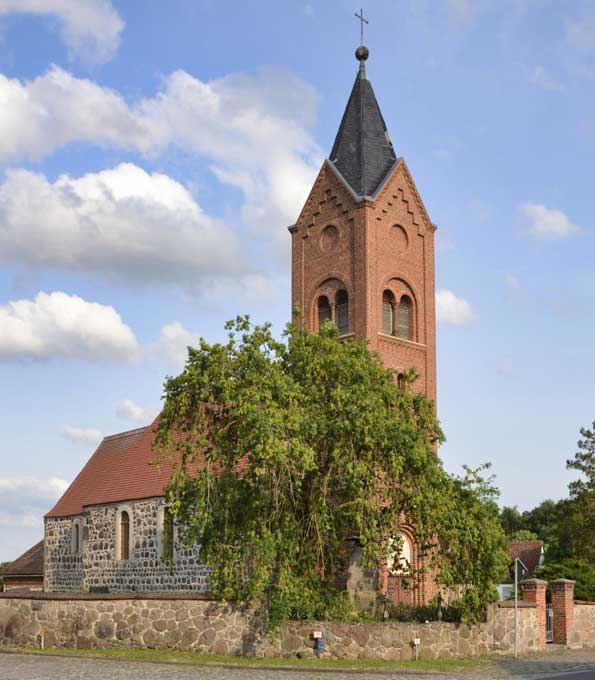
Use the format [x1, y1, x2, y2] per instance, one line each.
[317, 295, 332, 329]
[382, 291, 395, 335]
[335, 290, 349, 336]
[397, 295, 413, 340]
[119, 511, 130, 561]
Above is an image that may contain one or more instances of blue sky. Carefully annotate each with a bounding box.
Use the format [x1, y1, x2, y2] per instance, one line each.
[0, 0, 594, 562]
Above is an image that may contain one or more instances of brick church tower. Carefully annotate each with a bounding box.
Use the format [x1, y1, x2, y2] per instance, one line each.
[290, 46, 436, 404]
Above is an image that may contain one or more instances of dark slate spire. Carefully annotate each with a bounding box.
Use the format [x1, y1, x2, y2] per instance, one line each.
[329, 46, 397, 198]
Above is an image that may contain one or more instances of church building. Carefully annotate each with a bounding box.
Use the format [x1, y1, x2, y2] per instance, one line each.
[42, 44, 438, 602]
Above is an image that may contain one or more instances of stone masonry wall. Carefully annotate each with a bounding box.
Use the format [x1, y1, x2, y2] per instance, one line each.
[45, 498, 210, 593]
[0, 595, 539, 660]
[569, 603, 595, 649]
[44, 516, 84, 591]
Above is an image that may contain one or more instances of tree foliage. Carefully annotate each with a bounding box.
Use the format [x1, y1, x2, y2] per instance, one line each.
[537, 559, 595, 601]
[155, 317, 508, 625]
[501, 421, 595, 585]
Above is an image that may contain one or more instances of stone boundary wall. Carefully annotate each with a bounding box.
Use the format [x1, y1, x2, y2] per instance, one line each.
[569, 602, 595, 650]
[0, 594, 539, 660]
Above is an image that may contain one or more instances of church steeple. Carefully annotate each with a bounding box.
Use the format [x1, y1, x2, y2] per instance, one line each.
[291, 43, 437, 406]
[329, 46, 397, 198]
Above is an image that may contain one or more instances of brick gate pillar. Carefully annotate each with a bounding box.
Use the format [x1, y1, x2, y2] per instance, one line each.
[550, 578, 575, 645]
[520, 578, 547, 649]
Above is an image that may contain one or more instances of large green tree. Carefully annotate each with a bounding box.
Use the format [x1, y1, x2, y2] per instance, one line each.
[155, 318, 508, 625]
[559, 422, 595, 562]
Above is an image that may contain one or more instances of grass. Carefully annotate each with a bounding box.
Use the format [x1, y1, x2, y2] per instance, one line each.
[5, 646, 489, 673]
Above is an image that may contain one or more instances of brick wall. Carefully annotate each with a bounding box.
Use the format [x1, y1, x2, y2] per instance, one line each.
[291, 159, 436, 404]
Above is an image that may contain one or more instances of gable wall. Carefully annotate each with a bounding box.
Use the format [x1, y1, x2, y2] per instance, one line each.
[44, 498, 210, 593]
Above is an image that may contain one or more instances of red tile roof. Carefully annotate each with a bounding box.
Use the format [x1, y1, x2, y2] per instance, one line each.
[3, 540, 44, 577]
[508, 540, 544, 576]
[46, 419, 181, 518]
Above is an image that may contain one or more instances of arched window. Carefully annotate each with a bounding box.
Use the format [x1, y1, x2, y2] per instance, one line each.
[335, 290, 349, 336]
[71, 522, 80, 554]
[382, 291, 395, 335]
[119, 511, 130, 561]
[397, 295, 413, 340]
[317, 295, 332, 329]
[397, 373, 406, 390]
[387, 532, 413, 575]
[162, 507, 174, 562]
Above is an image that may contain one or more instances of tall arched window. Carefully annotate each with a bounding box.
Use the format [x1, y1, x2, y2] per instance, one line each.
[335, 290, 349, 336]
[397, 373, 406, 390]
[387, 532, 413, 575]
[71, 521, 81, 554]
[317, 295, 332, 329]
[119, 511, 130, 561]
[397, 295, 413, 340]
[162, 507, 174, 562]
[382, 291, 395, 335]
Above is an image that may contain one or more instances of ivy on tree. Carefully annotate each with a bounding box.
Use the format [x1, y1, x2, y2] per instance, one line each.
[155, 317, 508, 625]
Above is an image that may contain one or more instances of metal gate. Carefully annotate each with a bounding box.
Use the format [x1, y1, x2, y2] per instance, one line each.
[546, 604, 554, 643]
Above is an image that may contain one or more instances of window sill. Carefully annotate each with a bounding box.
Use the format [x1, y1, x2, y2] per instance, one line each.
[378, 333, 425, 349]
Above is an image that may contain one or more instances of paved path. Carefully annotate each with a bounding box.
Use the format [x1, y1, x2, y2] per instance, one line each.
[4, 650, 595, 680]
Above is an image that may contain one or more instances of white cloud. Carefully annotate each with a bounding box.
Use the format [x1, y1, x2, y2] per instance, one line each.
[0, 513, 41, 528]
[0, 66, 321, 244]
[504, 273, 520, 290]
[0, 476, 69, 529]
[0, 0, 124, 64]
[152, 321, 194, 370]
[0, 163, 245, 286]
[436, 289, 476, 326]
[115, 399, 158, 424]
[522, 202, 582, 240]
[0, 291, 139, 361]
[527, 65, 563, 92]
[0, 476, 69, 499]
[61, 425, 102, 445]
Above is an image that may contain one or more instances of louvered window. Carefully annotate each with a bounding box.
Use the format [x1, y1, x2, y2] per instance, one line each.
[119, 511, 130, 561]
[397, 296, 413, 340]
[318, 296, 332, 329]
[383, 291, 394, 335]
[336, 290, 349, 336]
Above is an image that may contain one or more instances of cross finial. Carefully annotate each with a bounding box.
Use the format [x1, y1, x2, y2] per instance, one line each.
[354, 8, 368, 46]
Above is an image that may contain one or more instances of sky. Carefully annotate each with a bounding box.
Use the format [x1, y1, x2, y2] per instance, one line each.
[0, 0, 594, 562]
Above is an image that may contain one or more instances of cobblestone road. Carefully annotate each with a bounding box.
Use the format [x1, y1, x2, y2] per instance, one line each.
[4, 651, 595, 680]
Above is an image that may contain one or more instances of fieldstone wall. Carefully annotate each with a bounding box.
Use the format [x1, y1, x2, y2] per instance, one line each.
[569, 603, 595, 649]
[0, 594, 539, 660]
[44, 516, 84, 591]
[45, 498, 210, 593]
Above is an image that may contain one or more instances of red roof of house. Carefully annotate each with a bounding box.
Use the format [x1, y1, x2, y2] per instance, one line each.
[46, 419, 181, 518]
[508, 540, 544, 576]
[3, 540, 44, 577]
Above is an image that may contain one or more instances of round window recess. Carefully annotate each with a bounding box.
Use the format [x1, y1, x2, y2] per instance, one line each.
[320, 225, 339, 253]
[392, 225, 409, 252]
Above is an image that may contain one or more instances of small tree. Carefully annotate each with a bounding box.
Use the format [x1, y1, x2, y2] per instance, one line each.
[155, 317, 508, 625]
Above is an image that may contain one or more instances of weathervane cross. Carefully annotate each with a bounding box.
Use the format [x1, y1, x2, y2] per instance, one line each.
[355, 7, 368, 46]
